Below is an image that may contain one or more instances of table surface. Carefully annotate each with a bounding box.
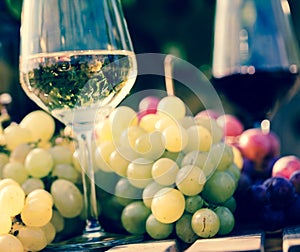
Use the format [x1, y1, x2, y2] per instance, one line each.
[43, 225, 300, 252]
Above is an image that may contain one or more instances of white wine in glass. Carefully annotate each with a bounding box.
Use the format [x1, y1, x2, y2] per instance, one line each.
[19, 0, 140, 250]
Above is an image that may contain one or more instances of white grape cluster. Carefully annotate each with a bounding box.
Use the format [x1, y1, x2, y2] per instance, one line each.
[94, 95, 243, 242]
[0, 111, 84, 251]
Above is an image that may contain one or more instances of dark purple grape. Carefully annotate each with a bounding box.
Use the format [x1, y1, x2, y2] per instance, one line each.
[241, 158, 256, 177]
[242, 158, 270, 181]
[234, 173, 252, 200]
[263, 177, 295, 209]
[247, 184, 269, 207]
[285, 194, 300, 225]
[259, 205, 286, 231]
[290, 170, 300, 194]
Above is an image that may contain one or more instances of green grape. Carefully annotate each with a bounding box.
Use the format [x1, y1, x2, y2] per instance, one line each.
[0, 153, 9, 178]
[175, 213, 199, 244]
[94, 141, 115, 172]
[185, 195, 204, 214]
[48, 145, 73, 165]
[3, 124, 33, 151]
[183, 125, 212, 153]
[0, 178, 19, 191]
[0, 212, 12, 234]
[176, 165, 206, 196]
[221, 196, 237, 213]
[155, 114, 178, 132]
[109, 106, 137, 140]
[109, 147, 132, 177]
[201, 171, 236, 204]
[19, 110, 55, 144]
[9, 143, 32, 163]
[119, 125, 146, 150]
[151, 188, 185, 224]
[151, 158, 179, 186]
[50, 209, 65, 233]
[24, 148, 54, 178]
[25, 189, 53, 206]
[94, 117, 113, 144]
[179, 116, 196, 129]
[114, 177, 143, 206]
[127, 158, 153, 188]
[51, 179, 83, 218]
[2, 161, 28, 184]
[21, 189, 53, 227]
[181, 150, 216, 178]
[226, 163, 241, 185]
[162, 124, 188, 152]
[0, 184, 25, 216]
[209, 142, 234, 171]
[139, 113, 162, 132]
[52, 164, 80, 183]
[21, 199, 53, 227]
[135, 131, 165, 160]
[21, 178, 45, 195]
[142, 181, 164, 208]
[17, 226, 48, 252]
[157, 96, 186, 121]
[214, 206, 235, 235]
[0, 234, 24, 252]
[146, 214, 173, 240]
[232, 145, 244, 169]
[121, 201, 151, 235]
[41, 222, 56, 244]
[195, 117, 224, 144]
[191, 208, 220, 238]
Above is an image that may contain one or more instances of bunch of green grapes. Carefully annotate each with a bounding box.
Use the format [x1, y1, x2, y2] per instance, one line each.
[94, 95, 242, 243]
[0, 110, 85, 251]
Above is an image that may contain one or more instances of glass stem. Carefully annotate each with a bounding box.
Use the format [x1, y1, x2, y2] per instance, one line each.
[77, 130, 102, 233]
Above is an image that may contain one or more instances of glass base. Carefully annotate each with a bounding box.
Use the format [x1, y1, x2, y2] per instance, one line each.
[43, 231, 145, 251]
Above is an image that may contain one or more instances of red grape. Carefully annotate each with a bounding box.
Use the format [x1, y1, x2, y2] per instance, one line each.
[216, 114, 244, 137]
[238, 128, 271, 164]
[272, 155, 300, 179]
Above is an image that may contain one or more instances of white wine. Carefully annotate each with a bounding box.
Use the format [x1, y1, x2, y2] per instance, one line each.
[20, 50, 137, 129]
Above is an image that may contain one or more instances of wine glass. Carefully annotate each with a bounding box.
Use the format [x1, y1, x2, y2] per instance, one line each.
[211, 0, 300, 129]
[19, 0, 140, 250]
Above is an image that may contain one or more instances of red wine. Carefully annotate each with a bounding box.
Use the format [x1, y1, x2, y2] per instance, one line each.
[212, 70, 299, 127]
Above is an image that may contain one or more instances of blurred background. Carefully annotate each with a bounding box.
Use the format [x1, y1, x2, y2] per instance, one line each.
[1, 0, 300, 155]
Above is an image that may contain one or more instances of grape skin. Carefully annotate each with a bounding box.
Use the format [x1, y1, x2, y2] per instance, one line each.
[127, 158, 153, 189]
[0, 212, 12, 235]
[146, 214, 173, 240]
[0, 234, 24, 252]
[176, 165, 206, 196]
[0, 184, 25, 216]
[17, 226, 48, 251]
[176, 213, 199, 244]
[21, 178, 45, 195]
[151, 158, 179, 186]
[2, 162, 28, 184]
[51, 179, 83, 218]
[191, 208, 220, 238]
[151, 188, 185, 224]
[24, 148, 54, 178]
